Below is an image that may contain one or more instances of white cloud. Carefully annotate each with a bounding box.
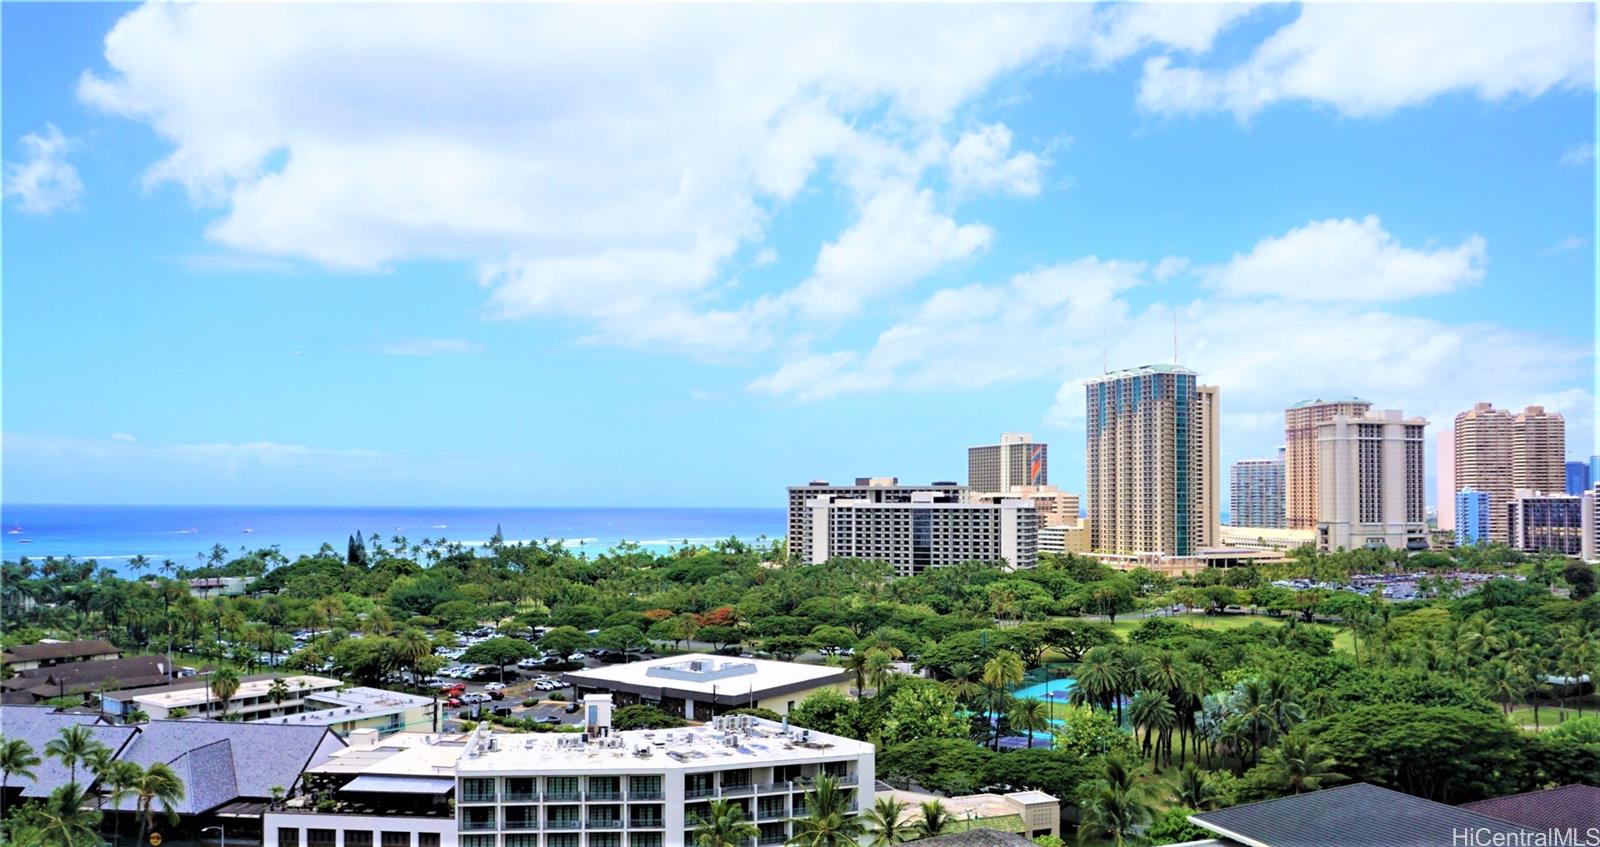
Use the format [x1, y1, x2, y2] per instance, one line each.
[110, 432, 137, 443]
[376, 338, 484, 356]
[948, 124, 1043, 196]
[1205, 216, 1485, 302]
[1089, 3, 1261, 64]
[3, 124, 84, 214]
[1561, 143, 1596, 167]
[1543, 236, 1588, 255]
[1139, 4, 1595, 119]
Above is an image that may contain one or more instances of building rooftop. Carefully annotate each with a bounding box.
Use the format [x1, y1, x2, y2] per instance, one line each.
[307, 733, 469, 777]
[455, 715, 871, 775]
[905, 831, 1038, 847]
[1463, 785, 1600, 832]
[2, 639, 119, 664]
[563, 654, 847, 703]
[1085, 363, 1197, 382]
[254, 685, 434, 727]
[1190, 783, 1530, 847]
[1288, 396, 1372, 409]
[0, 706, 139, 797]
[128, 674, 342, 709]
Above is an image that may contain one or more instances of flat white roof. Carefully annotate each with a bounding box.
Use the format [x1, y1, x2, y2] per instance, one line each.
[307, 734, 468, 777]
[253, 686, 434, 727]
[456, 717, 871, 776]
[564, 654, 846, 700]
[132, 675, 342, 709]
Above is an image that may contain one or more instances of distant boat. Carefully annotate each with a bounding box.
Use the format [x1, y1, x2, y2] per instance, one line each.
[17, 539, 31, 544]
[243, 527, 254, 534]
[6, 526, 20, 534]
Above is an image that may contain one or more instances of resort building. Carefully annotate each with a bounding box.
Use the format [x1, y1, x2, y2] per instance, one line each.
[1217, 525, 1316, 552]
[1085, 364, 1219, 556]
[967, 433, 1047, 494]
[880, 787, 1060, 840]
[1506, 489, 1584, 556]
[1456, 488, 1491, 546]
[101, 674, 436, 736]
[1229, 452, 1285, 529]
[1315, 409, 1428, 552]
[1, 654, 173, 707]
[1512, 406, 1566, 494]
[1453, 402, 1515, 543]
[786, 478, 966, 561]
[268, 699, 876, 847]
[1583, 487, 1599, 562]
[1036, 523, 1089, 555]
[973, 486, 1079, 527]
[1, 638, 121, 672]
[798, 491, 1038, 575]
[1284, 397, 1372, 530]
[1566, 460, 1591, 495]
[561, 655, 850, 719]
[1436, 429, 1455, 532]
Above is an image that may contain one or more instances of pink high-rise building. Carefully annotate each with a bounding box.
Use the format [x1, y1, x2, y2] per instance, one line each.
[1436, 429, 1455, 532]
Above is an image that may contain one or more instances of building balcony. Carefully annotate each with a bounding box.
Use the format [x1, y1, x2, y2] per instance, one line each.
[628, 818, 664, 830]
[720, 785, 754, 797]
[758, 836, 787, 846]
[459, 794, 497, 805]
[627, 791, 664, 801]
[586, 790, 623, 802]
[755, 806, 788, 822]
[755, 783, 792, 795]
[685, 787, 716, 800]
[545, 791, 582, 803]
[586, 820, 624, 830]
[459, 820, 497, 832]
[503, 790, 539, 803]
[544, 820, 582, 831]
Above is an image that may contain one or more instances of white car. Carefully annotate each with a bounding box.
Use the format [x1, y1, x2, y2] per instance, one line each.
[484, 682, 506, 692]
[567, 653, 585, 662]
[516, 657, 542, 668]
[462, 693, 488, 704]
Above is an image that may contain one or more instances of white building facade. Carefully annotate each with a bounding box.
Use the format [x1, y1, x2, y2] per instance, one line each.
[1316, 410, 1429, 552]
[801, 491, 1038, 575]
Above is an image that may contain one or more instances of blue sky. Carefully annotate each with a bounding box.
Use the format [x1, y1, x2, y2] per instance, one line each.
[3, 3, 1594, 507]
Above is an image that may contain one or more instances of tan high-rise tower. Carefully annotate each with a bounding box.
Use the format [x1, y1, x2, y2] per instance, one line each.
[1085, 364, 1218, 555]
[1285, 397, 1373, 529]
[1513, 406, 1565, 493]
[1454, 402, 1514, 543]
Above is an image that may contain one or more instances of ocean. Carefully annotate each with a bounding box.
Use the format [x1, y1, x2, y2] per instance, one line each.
[0, 504, 787, 573]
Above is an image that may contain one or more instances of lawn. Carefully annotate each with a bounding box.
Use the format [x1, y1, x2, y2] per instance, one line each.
[1506, 703, 1596, 731]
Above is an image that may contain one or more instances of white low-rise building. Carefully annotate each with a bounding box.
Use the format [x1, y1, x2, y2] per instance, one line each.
[562, 655, 849, 719]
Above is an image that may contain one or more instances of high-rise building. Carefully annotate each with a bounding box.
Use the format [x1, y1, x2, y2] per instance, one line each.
[1512, 406, 1566, 493]
[973, 486, 1079, 527]
[1457, 488, 1490, 546]
[1084, 364, 1219, 555]
[786, 478, 965, 559]
[1507, 489, 1584, 556]
[1285, 397, 1373, 530]
[1436, 429, 1456, 532]
[968, 433, 1048, 494]
[1582, 487, 1599, 562]
[1230, 451, 1286, 528]
[798, 490, 1038, 576]
[1567, 461, 1591, 496]
[1316, 410, 1428, 551]
[1454, 402, 1515, 543]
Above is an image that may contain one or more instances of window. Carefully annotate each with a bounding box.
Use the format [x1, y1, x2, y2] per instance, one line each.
[627, 775, 661, 799]
[629, 835, 662, 847]
[461, 837, 496, 847]
[628, 805, 663, 828]
[505, 778, 537, 802]
[546, 836, 579, 847]
[418, 835, 439, 847]
[381, 833, 409, 847]
[460, 807, 497, 831]
[308, 831, 335, 847]
[545, 777, 579, 801]
[589, 836, 621, 847]
[278, 829, 300, 847]
[503, 806, 538, 831]
[503, 837, 538, 847]
[587, 776, 620, 800]
[461, 778, 497, 803]
[344, 832, 373, 847]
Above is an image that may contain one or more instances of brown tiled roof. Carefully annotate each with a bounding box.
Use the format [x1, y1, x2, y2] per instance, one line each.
[1464, 785, 1600, 832]
[2, 655, 172, 702]
[2, 639, 119, 663]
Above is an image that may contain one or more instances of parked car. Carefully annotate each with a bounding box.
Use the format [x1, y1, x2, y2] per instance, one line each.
[538, 716, 561, 725]
[564, 703, 581, 714]
[492, 706, 513, 717]
[484, 682, 506, 692]
[462, 693, 488, 704]
[567, 652, 586, 662]
[445, 697, 463, 708]
[487, 690, 505, 701]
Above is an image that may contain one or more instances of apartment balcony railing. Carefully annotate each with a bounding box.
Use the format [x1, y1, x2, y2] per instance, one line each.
[501, 820, 539, 832]
[544, 820, 582, 831]
[758, 836, 787, 846]
[685, 786, 716, 800]
[586, 790, 623, 801]
[545, 791, 582, 803]
[460, 792, 498, 804]
[628, 818, 664, 830]
[459, 820, 497, 832]
[503, 790, 538, 803]
[627, 790, 664, 801]
[755, 806, 788, 822]
[721, 784, 754, 796]
[585, 820, 624, 830]
[755, 783, 792, 795]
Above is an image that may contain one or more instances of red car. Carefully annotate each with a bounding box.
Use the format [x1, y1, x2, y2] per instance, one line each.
[445, 697, 463, 708]
[437, 683, 466, 697]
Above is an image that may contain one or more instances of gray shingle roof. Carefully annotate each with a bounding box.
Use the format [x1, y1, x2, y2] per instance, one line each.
[0, 706, 139, 797]
[115, 719, 343, 811]
[1464, 785, 1600, 833]
[1191, 783, 1533, 847]
[906, 831, 1037, 847]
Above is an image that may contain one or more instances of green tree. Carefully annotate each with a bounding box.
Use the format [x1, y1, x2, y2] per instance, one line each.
[692, 799, 759, 847]
[596, 625, 648, 659]
[788, 774, 862, 847]
[611, 705, 688, 730]
[103, 759, 144, 844]
[1074, 753, 1154, 847]
[1146, 808, 1210, 846]
[912, 800, 955, 840]
[1010, 697, 1051, 749]
[538, 626, 590, 659]
[1, 736, 41, 794]
[37, 782, 103, 847]
[134, 761, 186, 846]
[461, 636, 537, 683]
[864, 795, 913, 846]
[209, 666, 241, 718]
[1258, 736, 1342, 794]
[879, 683, 965, 747]
[44, 725, 103, 788]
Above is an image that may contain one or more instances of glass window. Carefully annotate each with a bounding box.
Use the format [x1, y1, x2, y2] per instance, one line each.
[278, 829, 300, 847]
[505, 778, 537, 802]
[308, 831, 336, 847]
[381, 834, 409, 847]
[344, 833, 373, 847]
[461, 778, 497, 803]
[629, 835, 662, 847]
[461, 837, 496, 847]
[589, 836, 620, 847]
[546, 836, 579, 847]
[627, 775, 661, 798]
[503, 837, 537, 847]
[503, 806, 539, 830]
[418, 835, 439, 847]
[545, 777, 579, 800]
[461, 807, 497, 831]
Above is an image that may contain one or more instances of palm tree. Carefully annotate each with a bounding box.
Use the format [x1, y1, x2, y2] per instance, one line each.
[843, 651, 871, 697]
[267, 678, 291, 711]
[1172, 764, 1217, 811]
[864, 796, 913, 846]
[209, 667, 241, 718]
[982, 650, 1025, 748]
[1229, 679, 1274, 768]
[1074, 753, 1154, 847]
[691, 799, 758, 847]
[941, 662, 982, 708]
[134, 761, 186, 846]
[1072, 645, 1126, 724]
[1482, 660, 1519, 715]
[1010, 697, 1050, 749]
[45, 725, 102, 788]
[1, 736, 42, 794]
[788, 774, 863, 847]
[864, 648, 895, 693]
[395, 628, 434, 680]
[104, 759, 145, 844]
[1259, 736, 1343, 794]
[38, 782, 102, 847]
[912, 800, 955, 840]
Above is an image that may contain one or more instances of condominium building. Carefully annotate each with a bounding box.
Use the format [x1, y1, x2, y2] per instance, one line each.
[1436, 429, 1456, 532]
[1507, 489, 1584, 556]
[1582, 487, 1599, 562]
[1454, 403, 1515, 543]
[1316, 410, 1428, 551]
[785, 479, 965, 560]
[1512, 406, 1566, 494]
[1230, 452, 1285, 529]
[1084, 364, 1219, 556]
[968, 433, 1047, 494]
[972, 486, 1079, 527]
[1217, 525, 1316, 552]
[1036, 523, 1089, 555]
[1566, 461, 1591, 496]
[799, 491, 1037, 575]
[1456, 488, 1491, 546]
[101, 674, 436, 736]
[1284, 397, 1373, 530]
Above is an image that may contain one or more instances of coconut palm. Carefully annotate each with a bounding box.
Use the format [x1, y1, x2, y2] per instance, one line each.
[863, 795, 913, 846]
[843, 651, 872, 698]
[788, 774, 863, 847]
[864, 648, 896, 693]
[942, 662, 982, 708]
[134, 761, 186, 846]
[104, 759, 144, 844]
[44, 725, 103, 788]
[1, 736, 42, 794]
[1259, 736, 1343, 794]
[912, 800, 955, 840]
[37, 782, 102, 847]
[209, 667, 241, 718]
[1074, 753, 1154, 847]
[1072, 646, 1125, 723]
[1228, 679, 1275, 768]
[691, 799, 758, 847]
[1172, 764, 1217, 811]
[1010, 697, 1050, 749]
[267, 678, 291, 711]
[982, 650, 1026, 748]
[1128, 690, 1177, 766]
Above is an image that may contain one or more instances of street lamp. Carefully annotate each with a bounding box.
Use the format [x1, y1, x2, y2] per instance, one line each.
[202, 825, 225, 847]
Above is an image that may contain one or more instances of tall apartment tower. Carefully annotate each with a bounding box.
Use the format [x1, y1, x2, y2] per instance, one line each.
[1316, 409, 1428, 551]
[968, 433, 1048, 494]
[1285, 397, 1373, 530]
[1085, 364, 1219, 556]
[1512, 406, 1566, 493]
[1567, 461, 1592, 496]
[1454, 402, 1515, 543]
[1230, 451, 1286, 528]
[1436, 429, 1456, 532]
